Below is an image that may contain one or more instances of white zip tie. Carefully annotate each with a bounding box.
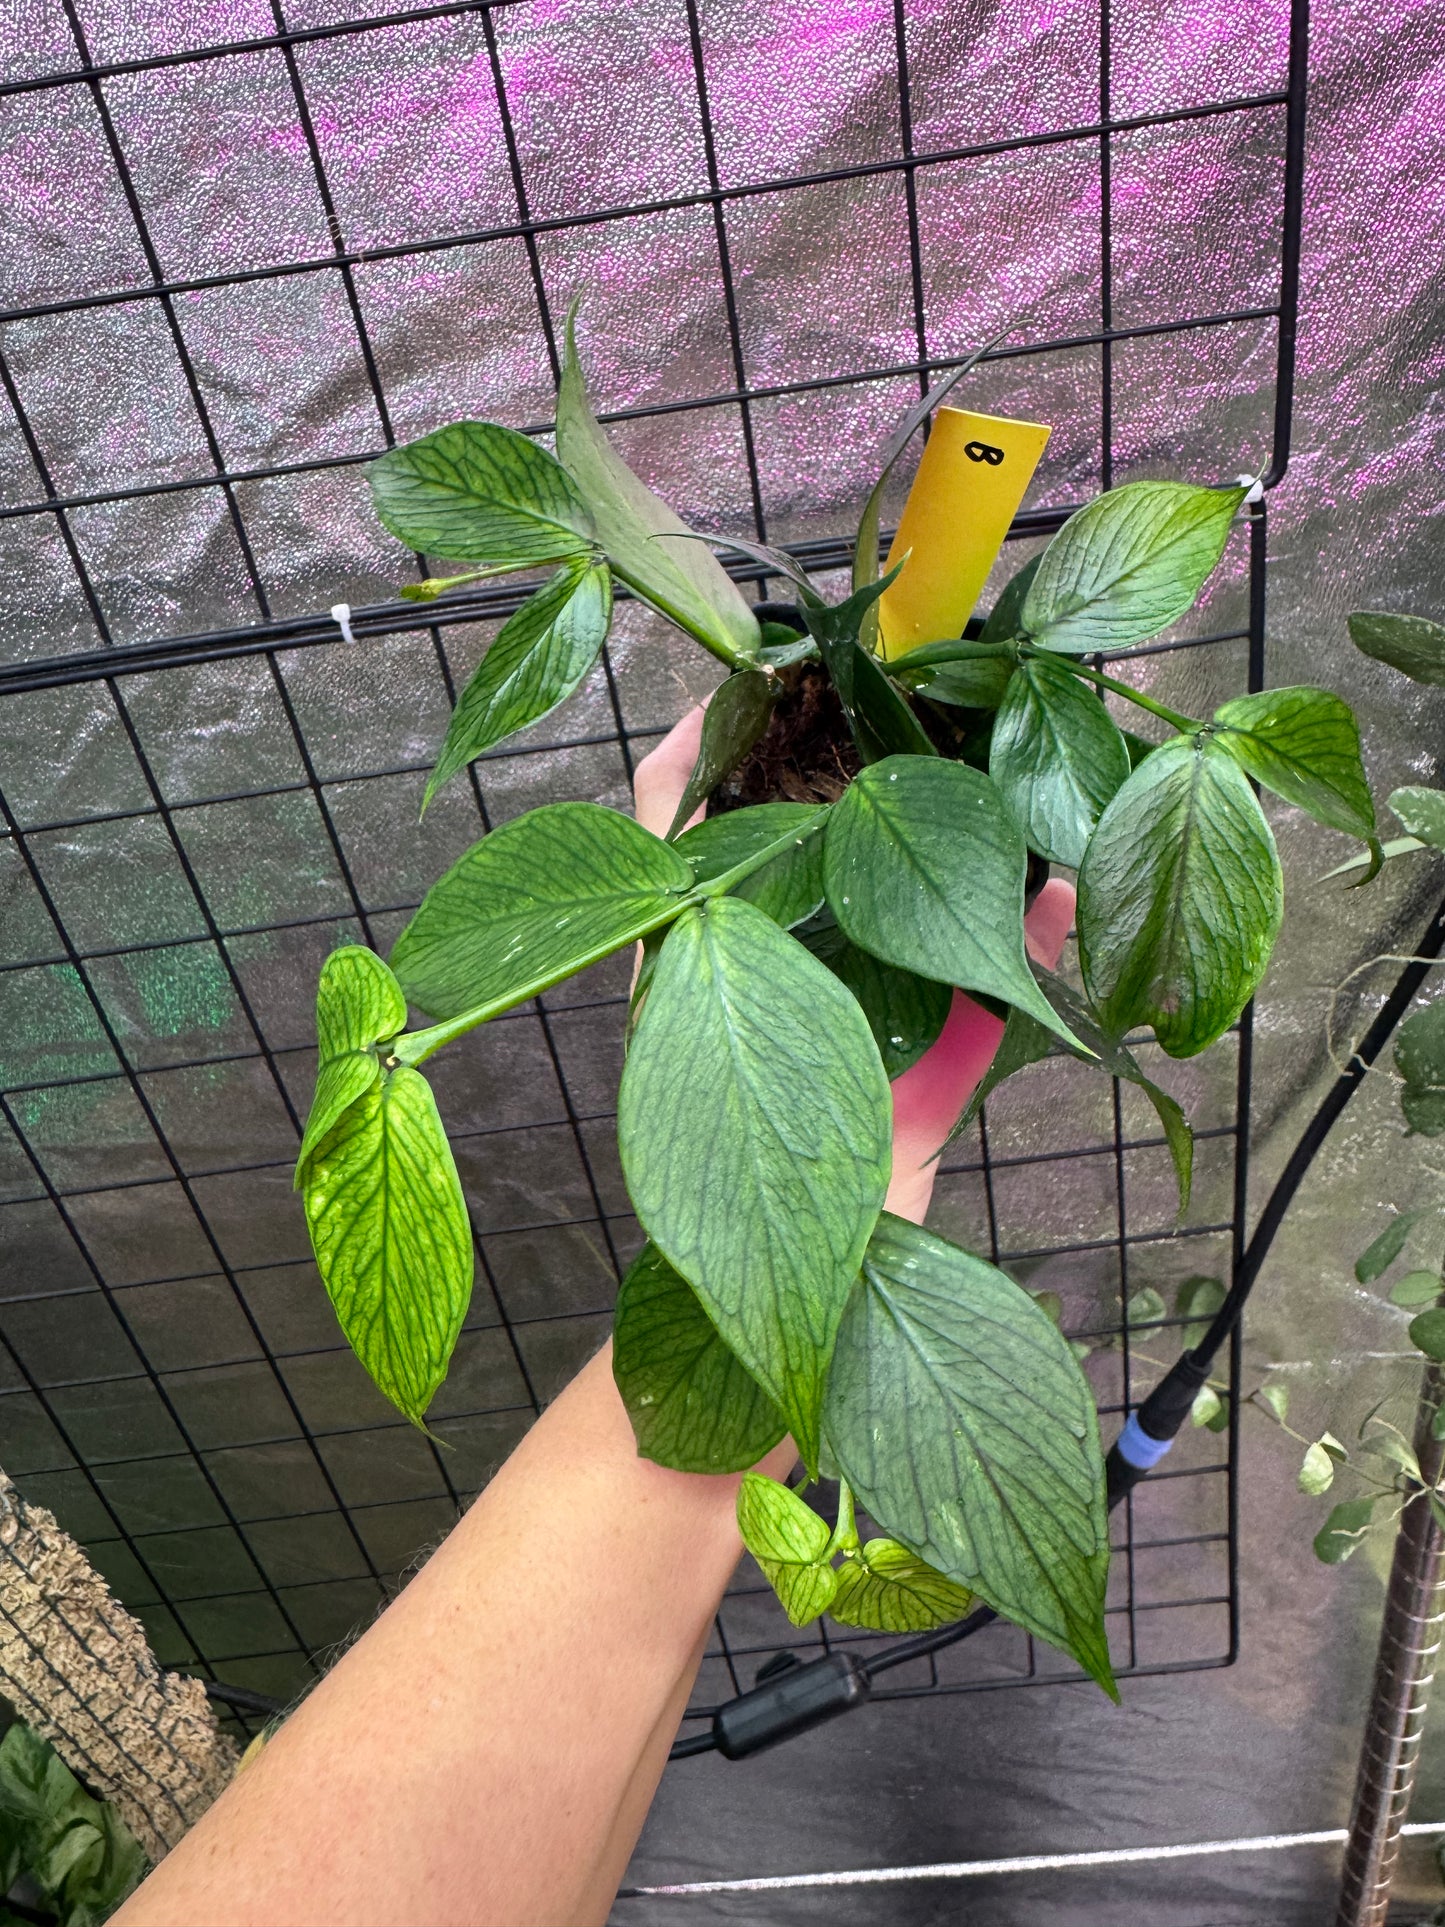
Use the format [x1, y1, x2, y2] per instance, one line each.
[620, 1822, 1445, 1897]
[329, 602, 357, 645]
[1235, 472, 1265, 504]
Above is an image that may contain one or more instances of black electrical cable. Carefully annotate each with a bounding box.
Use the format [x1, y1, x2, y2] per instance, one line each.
[670, 888, 1445, 1761]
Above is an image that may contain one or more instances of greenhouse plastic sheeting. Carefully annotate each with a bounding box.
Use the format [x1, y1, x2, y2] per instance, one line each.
[0, 0, 1443, 1920]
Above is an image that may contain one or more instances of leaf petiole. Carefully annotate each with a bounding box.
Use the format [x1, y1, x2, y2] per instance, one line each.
[1029, 649, 1201, 735]
[825, 1478, 860, 1559]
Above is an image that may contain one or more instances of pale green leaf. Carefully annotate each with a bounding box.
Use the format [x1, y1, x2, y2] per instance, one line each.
[612, 1242, 785, 1473]
[369, 420, 596, 567]
[796, 908, 951, 1079]
[737, 1473, 838, 1626]
[296, 946, 408, 1183]
[1321, 1431, 1348, 1460]
[1078, 735, 1283, 1058]
[675, 803, 826, 930]
[1256, 1382, 1289, 1423]
[1176, 1275, 1227, 1346]
[1211, 686, 1376, 841]
[1314, 1495, 1378, 1563]
[824, 757, 1084, 1049]
[1349, 610, 1445, 686]
[1390, 1270, 1442, 1308]
[556, 311, 759, 662]
[1390, 787, 1445, 849]
[666, 670, 776, 838]
[618, 898, 891, 1471]
[1395, 1005, 1445, 1136]
[1298, 1441, 1335, 1495]
[1356, 1211, 1425, 1283]
[1191, 1384, 1223, 1428]
[423, 562, 612, 809]
[391, 802, 693, 1019]
[824, 1213, 1114, 1693]
[989, 653, 1131, 866]
[1022, 481, 1246, 655]
[1127, 1286, 1168, 1328]
[1359, 1426, 1422, 1482]
[302, 1067, 473, 1424]
[830, 1540, 975, 1632]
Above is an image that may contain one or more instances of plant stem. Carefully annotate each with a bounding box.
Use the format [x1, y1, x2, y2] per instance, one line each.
[609, 561, 755, 670]
[825, 1480, 859, 1559]
[1032, 650, 1201, 734]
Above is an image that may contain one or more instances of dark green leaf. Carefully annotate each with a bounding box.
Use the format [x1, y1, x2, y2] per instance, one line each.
[1211, 687, 1376, 841]
[369, 420, 596, 567]
[1409, 1308, 1445, 1362]
[675, 803, 826, 929]
[1349, 610, 1445, 686]
[1176, 1275, 1227, 1346]
[989, 653, 1132, 866]
[296, 946, 408, 1183]
[1298, 1442, 1336, 1495]
[825, 1213, 1114, 1692]
[391, 802, 693, 1019]
[889, 639, 1017, 709]
[1022, 481, 1246, 655]
[302, 1066, 473, 1424]
[830, 1539, 975, 1632]
[1314, 1495, 1378, 1563]
[736, 1473, 838, 1625]
[556, 311, 759, 662]
[1077, 735, 1283, 1058]
[1356, 1211, 1426, 1283]
[1123, 730, 1157, 768]
[803, 574, 938, 764]
[796, 908, 951, 1079]
[612, 1243, 785, 1473]
[1390, 1270, 1442, 1308]
[619, 898, 892, 1471]
[0, 1726, 145, 1923]
[1203, 1389, 1231, 1432]
[423, 562, 612, 809]
[952, 1001, 1056, 1141]
[667, 671, 777, 839]
[824, 757, 1083, 1049]
[1433, 1404, 1445, 1442]
[1390, 786, 1445, 849]
[980, 552, 1042, 646]
[1395, 1004, 1445, 1136]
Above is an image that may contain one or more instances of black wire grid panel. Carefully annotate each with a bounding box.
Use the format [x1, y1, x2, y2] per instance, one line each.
[0, 0, 1306, 1735]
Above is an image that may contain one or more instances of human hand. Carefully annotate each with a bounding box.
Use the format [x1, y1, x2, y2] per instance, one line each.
[632, 705, 1076, 1227]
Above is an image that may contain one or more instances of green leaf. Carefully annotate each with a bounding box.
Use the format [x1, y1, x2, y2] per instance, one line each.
[1349, 610, 1445, 686]
[952, 1001, 1056, 1141]
[824, 757, 1084, 1050]
[830, 1539, 975, 1632]
[1359, 1425, 1421, 1483]
[296, 946, 408, 1183]
[1077, 735, 1283, 1058]
[1211, 687, 1376, 841]
[1390, 1270, 1442, 1308]
[1127, 1286, 1168, 1328]
[803, 575, 938, 764]
[980, 552, 1042, 646]
[1123, 730, 1157, 768]
[556, 311, 759, 663]
[889, 639, 1017, 709]
[1176, 1275, 1227, 1346]
[1256, 1382, 1289, 1423]
[1431, 1490, 1445, 1533]
[1191, 1384, 1223, 1428]
[1321, 1430, 1348, 1460]
[1299, 1441, 1336, 1495]
[1433, 1404, 1445, 1442]
[1314, 1495, 1379, 1563]
[612, 1242, 785, 1473]
[1390, 786, 1445, 849]
[736, 1473, 838, 1626]
[369, 420, 597, 567]
[666, 670, 776, 838]
[675, 803, 825, 930]
[302, 1066, 473, 1424]
[423, 562, 612, 810]
[1203, 1389, 1231, 1433]
[796, 908, 951, 1079]
[1022, 481, 1246, 655]
[391, 802, 693, 1020]
[1356, 1211, 1425, 1283]
[989, 653, 1132, 866]
[618, 898, 892, 1472]
[1409, 1308, 1445, 1362]
[1395, 1004, 1445, 1136]
[824, 1213, 1114, 1693]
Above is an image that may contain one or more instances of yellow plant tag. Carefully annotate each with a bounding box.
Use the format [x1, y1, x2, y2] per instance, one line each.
[877, 407, 1051, 659]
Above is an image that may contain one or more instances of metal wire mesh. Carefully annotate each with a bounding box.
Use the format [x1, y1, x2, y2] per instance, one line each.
[0, 0, 1306, 1735]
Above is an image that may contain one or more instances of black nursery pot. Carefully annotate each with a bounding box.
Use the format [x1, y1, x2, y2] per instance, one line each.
[734, 603, 1050, 909]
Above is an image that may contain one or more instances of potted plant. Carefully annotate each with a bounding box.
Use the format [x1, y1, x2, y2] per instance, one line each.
[292, 316, 1379, 1691]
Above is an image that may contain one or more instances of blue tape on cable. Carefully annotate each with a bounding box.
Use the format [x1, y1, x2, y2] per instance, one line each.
[1115, 1412, 1174, 1470]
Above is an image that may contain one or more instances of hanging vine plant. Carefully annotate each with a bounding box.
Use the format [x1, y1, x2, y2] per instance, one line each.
[293, 317, 1380, 1691]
